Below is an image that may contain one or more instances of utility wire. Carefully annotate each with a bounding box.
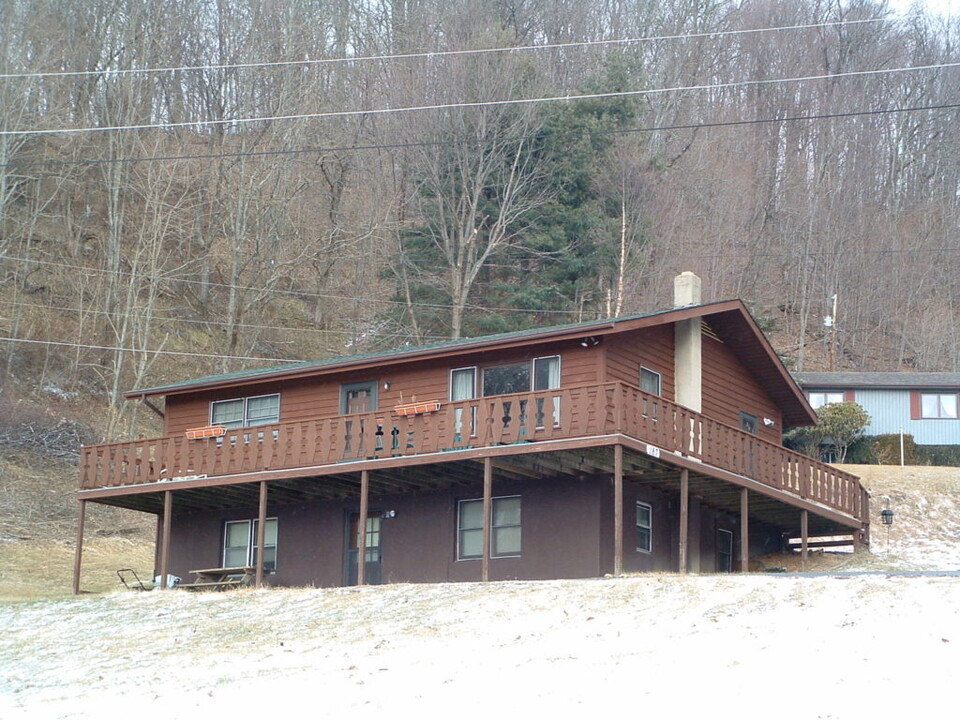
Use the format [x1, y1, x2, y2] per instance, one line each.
[0, 18, 890, 81]
[0, 336, 302, 363]
[2, 241, 956, 321]
[4, 61, 959, 137]
[4, 101, 959, 169]
[0, 298, 455, 340]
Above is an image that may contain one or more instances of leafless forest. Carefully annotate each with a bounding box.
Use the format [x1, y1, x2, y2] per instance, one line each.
[1, 0, 958, 438]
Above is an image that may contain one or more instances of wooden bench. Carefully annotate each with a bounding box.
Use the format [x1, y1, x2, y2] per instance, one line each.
[179, 566, 256, 591]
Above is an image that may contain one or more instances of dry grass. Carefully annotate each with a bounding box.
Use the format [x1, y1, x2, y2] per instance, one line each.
[0, 536, 155, 600]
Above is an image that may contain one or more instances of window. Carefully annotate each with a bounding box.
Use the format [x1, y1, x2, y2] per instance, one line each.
[482, 362, 529, 396]
[223, 518, 277, 571]
[340, 381, 377, 414]
[636, 501, 652, 553]
[457, 496, 521, 560]
[451, 367, 478, 439]
[809, 392, 845, 409]
[717, 529, 733, 572]
[211, 394, 279, 429]
[640, 367, 662, 395]
[739, 411, 758, 434]
[921, 393, 958, 419]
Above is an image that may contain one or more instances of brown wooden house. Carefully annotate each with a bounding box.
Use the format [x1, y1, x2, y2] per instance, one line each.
[74, 273, 869, 591]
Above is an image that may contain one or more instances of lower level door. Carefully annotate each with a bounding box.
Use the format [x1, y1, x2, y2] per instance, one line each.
[345, 512, 382, 585]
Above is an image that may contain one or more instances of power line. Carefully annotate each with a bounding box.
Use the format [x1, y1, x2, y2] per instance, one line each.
[2, 241, 957, 323]
[0, 252, 580, 316]
[0, 298, 456, 341]
[0, 336, 301, 363]
[4, 101, 960, 170]
[0, 19, 890, 81]
[5, 61, 959, 137]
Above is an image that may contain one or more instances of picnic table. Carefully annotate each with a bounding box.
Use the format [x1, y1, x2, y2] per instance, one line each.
[179, 566, 257, 591]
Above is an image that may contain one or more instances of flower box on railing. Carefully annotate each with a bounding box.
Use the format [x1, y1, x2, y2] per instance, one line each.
[185, 425, 227, 440]
[393, 401, 442, 416]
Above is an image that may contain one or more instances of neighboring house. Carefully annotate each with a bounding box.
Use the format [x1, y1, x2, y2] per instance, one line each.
[74, 274, 869, 591]
[795, 372, 960, 446]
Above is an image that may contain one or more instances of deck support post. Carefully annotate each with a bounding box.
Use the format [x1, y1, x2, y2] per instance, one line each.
[614, 444, 624, 577]
[358, 470, 369, 586]
[72, 499, 86, 595]
[800, 510, 809, 572]
[255, 481, 268, 588]
[740, 488, 749, 573]
[482, 456, 492, 582]
[159, 490, 172, 589]
[679, 469, 689, 573]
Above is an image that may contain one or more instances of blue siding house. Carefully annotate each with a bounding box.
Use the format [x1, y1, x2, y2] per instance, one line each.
[794, 372, 960, 446]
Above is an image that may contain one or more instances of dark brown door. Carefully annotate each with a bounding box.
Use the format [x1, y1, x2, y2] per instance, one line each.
[345, 512, 382, 585]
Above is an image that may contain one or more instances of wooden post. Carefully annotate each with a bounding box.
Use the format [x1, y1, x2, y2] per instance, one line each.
[159, 490, 172, 589]
[679, 469, 689, 573]
[256, 481, 268, 588]
[614, 444, 623, 576]
[800, 510, 809, 572]
[358, 470, 369, 586]
[740, 488, 749, 573]
[482, 457, 492, 582]
[72, 500, 86, 595]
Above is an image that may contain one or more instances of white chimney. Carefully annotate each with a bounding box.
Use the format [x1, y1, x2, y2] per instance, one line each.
[674, 272, 702, 413]
[674, 271, 702, 307]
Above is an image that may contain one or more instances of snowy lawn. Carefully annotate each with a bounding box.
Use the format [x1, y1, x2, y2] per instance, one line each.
[1, 572, 958, 719]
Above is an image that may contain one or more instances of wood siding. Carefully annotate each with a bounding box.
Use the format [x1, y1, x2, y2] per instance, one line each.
[603, 326, 675, 400]
[164, 339, 601, 436]
[701, 336, 783, 444]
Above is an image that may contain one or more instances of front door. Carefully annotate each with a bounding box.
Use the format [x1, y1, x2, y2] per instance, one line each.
[345, 512, 382, 585]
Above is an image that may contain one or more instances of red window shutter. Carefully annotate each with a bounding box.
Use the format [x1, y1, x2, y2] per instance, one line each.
[910, 391, 921, 420]
[844, 390, 856, 402]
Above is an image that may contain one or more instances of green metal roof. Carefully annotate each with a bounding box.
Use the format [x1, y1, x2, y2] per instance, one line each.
[127, 303, 709, 398]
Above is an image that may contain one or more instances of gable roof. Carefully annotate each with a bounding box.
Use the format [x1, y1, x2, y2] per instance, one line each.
[126, 299, 818, 427]
[795, 372, 960, 389]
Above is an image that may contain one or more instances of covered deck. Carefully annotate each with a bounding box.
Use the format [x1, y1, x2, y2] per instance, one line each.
[74, 381, 869, 590]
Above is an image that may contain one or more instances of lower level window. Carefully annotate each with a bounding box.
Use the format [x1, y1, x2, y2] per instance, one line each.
[457, 496, 521, 560]
[224, 518, 277, 571]
[636, 501, 652, 553]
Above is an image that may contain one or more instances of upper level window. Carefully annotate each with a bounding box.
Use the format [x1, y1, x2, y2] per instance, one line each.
[341, 381, 377, 414]
[482, 363, 530, 396]
[640, 367, 661, 396]
[211, 394, 279, 429]
[809, 392, 845, 409]
[922, 393, 958, 419]
[739, 411, 758, 434]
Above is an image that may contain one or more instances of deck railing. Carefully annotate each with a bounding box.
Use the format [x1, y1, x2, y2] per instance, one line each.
[79, 381, 867, 523]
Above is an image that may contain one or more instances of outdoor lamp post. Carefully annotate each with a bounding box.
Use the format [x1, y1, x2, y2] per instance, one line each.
[880, 508, 894, 552]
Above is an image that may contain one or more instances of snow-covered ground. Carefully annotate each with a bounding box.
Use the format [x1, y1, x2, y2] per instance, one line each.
[2, 569, 959, 718]
[2, 465, 959, 719]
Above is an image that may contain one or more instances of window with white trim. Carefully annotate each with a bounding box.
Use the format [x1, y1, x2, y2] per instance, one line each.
[457, 496, 521, 560]
[211, 394, 280, 429]
[636, 501, 652, 553]
[223, 518, 277, 571]
[809, 392, 845, 409]
[921, 393, 958, 419]
[640, 367, 662, 395]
